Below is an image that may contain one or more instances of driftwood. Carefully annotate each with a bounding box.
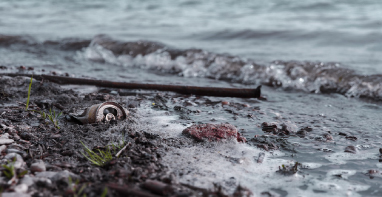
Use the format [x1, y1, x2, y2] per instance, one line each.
[0, 73, 261, 98]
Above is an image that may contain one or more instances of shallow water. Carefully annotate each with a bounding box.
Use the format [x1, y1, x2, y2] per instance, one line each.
[1, 0, 382, 196]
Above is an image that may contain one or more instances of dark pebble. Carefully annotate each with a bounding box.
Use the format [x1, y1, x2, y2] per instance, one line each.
[257, 144, 269, 151]
[345, 136, 357, 141]
[296, 130, 307, 138]
[60, 150, 74, 156]
[344, 146, 357, 154]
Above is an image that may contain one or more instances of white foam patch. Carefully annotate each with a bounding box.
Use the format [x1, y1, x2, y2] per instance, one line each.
[103, 103, 371, 196]
[302, 162, 323, 169]
[161, 141, 286, 193]
[327, 169, 357, 179]
[324, 152, 379, 165]
[162, 141, 369, 196]
[137, 106, 189, 138]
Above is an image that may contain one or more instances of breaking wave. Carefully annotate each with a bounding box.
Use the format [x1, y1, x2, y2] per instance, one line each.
[1, 34, 382, 100]
[82, 35, 382, 100]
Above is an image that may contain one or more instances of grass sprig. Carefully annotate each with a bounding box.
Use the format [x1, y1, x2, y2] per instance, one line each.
[81, 142, 114, 167]
[25, 75, 33, 111]
[68, 176, 87, 197]
[36, 109, 63, 129]
[80, 140, 126, 167]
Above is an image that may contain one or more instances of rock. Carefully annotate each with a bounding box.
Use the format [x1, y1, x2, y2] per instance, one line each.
[0, 145, 7, 153]
[182, 123, 246, 143]
[30, 160, 46, 173]
[4, 153, 24, 169]
[344, 146, 357, 154]
[35, 171, 58, 179]
[296, 130, 307, 138]
[380, 148, 382, 154]
[51, 170, 80, 183]
[1, 193, 31, 197]
[0, 133, 10, 139]
[14, 183, 28, 193]
[13, 134, 20, 141]
[233, 185, 253, 197]
[19, 132, 32, 141]
[20, 175, 34, 187]
[34, 177, 53, 188]
[221, 101, 230, 105]
[0, 138, 14, 145]
[6, 148, 25, 155]
[323, 134, 333, 141]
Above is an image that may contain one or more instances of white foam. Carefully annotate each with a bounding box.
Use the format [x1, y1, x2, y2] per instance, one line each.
[324, 152, 379, 165]
[103, 103, 371, 196]
[79, 44, 382, 100]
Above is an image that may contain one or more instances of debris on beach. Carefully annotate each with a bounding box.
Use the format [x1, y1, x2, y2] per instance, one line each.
[71, 102, 129, 124]
[261, 122, 292, 136]
[182, 123, 247, 142]
[344, 146, 357, 154]
[276, 162, 302, 176]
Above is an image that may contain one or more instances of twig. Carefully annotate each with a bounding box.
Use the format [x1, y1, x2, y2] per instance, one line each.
[0, 73, 261, 98]
[115, 142, 130, 157]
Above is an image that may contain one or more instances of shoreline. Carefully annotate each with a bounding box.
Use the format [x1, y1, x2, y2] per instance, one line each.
[0, 75, 257, 196]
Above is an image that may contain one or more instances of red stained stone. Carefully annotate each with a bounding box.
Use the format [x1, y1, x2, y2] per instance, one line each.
[182, 123, 246, 143]
[221, 101, 230, 105]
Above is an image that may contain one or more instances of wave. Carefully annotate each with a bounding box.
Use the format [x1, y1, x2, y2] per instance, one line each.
[1, 34, 382, 100]
[80, 35, 382, 100]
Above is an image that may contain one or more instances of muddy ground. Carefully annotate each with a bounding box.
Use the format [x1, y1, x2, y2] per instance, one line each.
[0, 75, 264, 197]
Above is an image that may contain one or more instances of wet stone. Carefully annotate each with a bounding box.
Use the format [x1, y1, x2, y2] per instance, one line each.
[344, 146, 357, 154]
[296, 130, 307, 138]
[51, 170, 80, 183]
[20, 175, 34, 187]
[35, 171, 58, 179]
[30, 160, 46, 173]
[182, 123, 246, 142]
[1, 193, 31, 197]
[6, 148, 25, 155]
[345, 136, 357, 141]
[14, 183, 28, 193]
[323, 134, 333, 141]
[4, 153, 24, 169]
[0, 145, 6, 153]
[0, 138, 13, 145]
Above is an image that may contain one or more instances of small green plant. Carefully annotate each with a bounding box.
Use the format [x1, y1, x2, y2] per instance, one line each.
[1, 158, 28, 180]
[81, 140, 126, 167]
[68, 176, 87, 197]
[25, 75, 33, 111]
[37, 109, 63, 129]
[81, 142, 114, 167]
[1, 160, 15, 179]
[277, 162, 301, 176]
[100, 187, 108, 197]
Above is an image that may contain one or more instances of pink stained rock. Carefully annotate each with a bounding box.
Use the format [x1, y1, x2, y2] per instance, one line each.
[182, 123, 246, 143]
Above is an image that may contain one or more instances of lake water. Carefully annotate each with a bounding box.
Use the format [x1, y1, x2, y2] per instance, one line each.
[1, 0, 382, 196]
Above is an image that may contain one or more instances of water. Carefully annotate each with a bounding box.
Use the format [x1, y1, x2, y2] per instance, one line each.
[1, 0, 382, 196]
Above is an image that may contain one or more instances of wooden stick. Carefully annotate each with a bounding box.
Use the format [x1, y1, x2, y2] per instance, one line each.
[0, 73, 261, 98]
[115, 142, 130, 158]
